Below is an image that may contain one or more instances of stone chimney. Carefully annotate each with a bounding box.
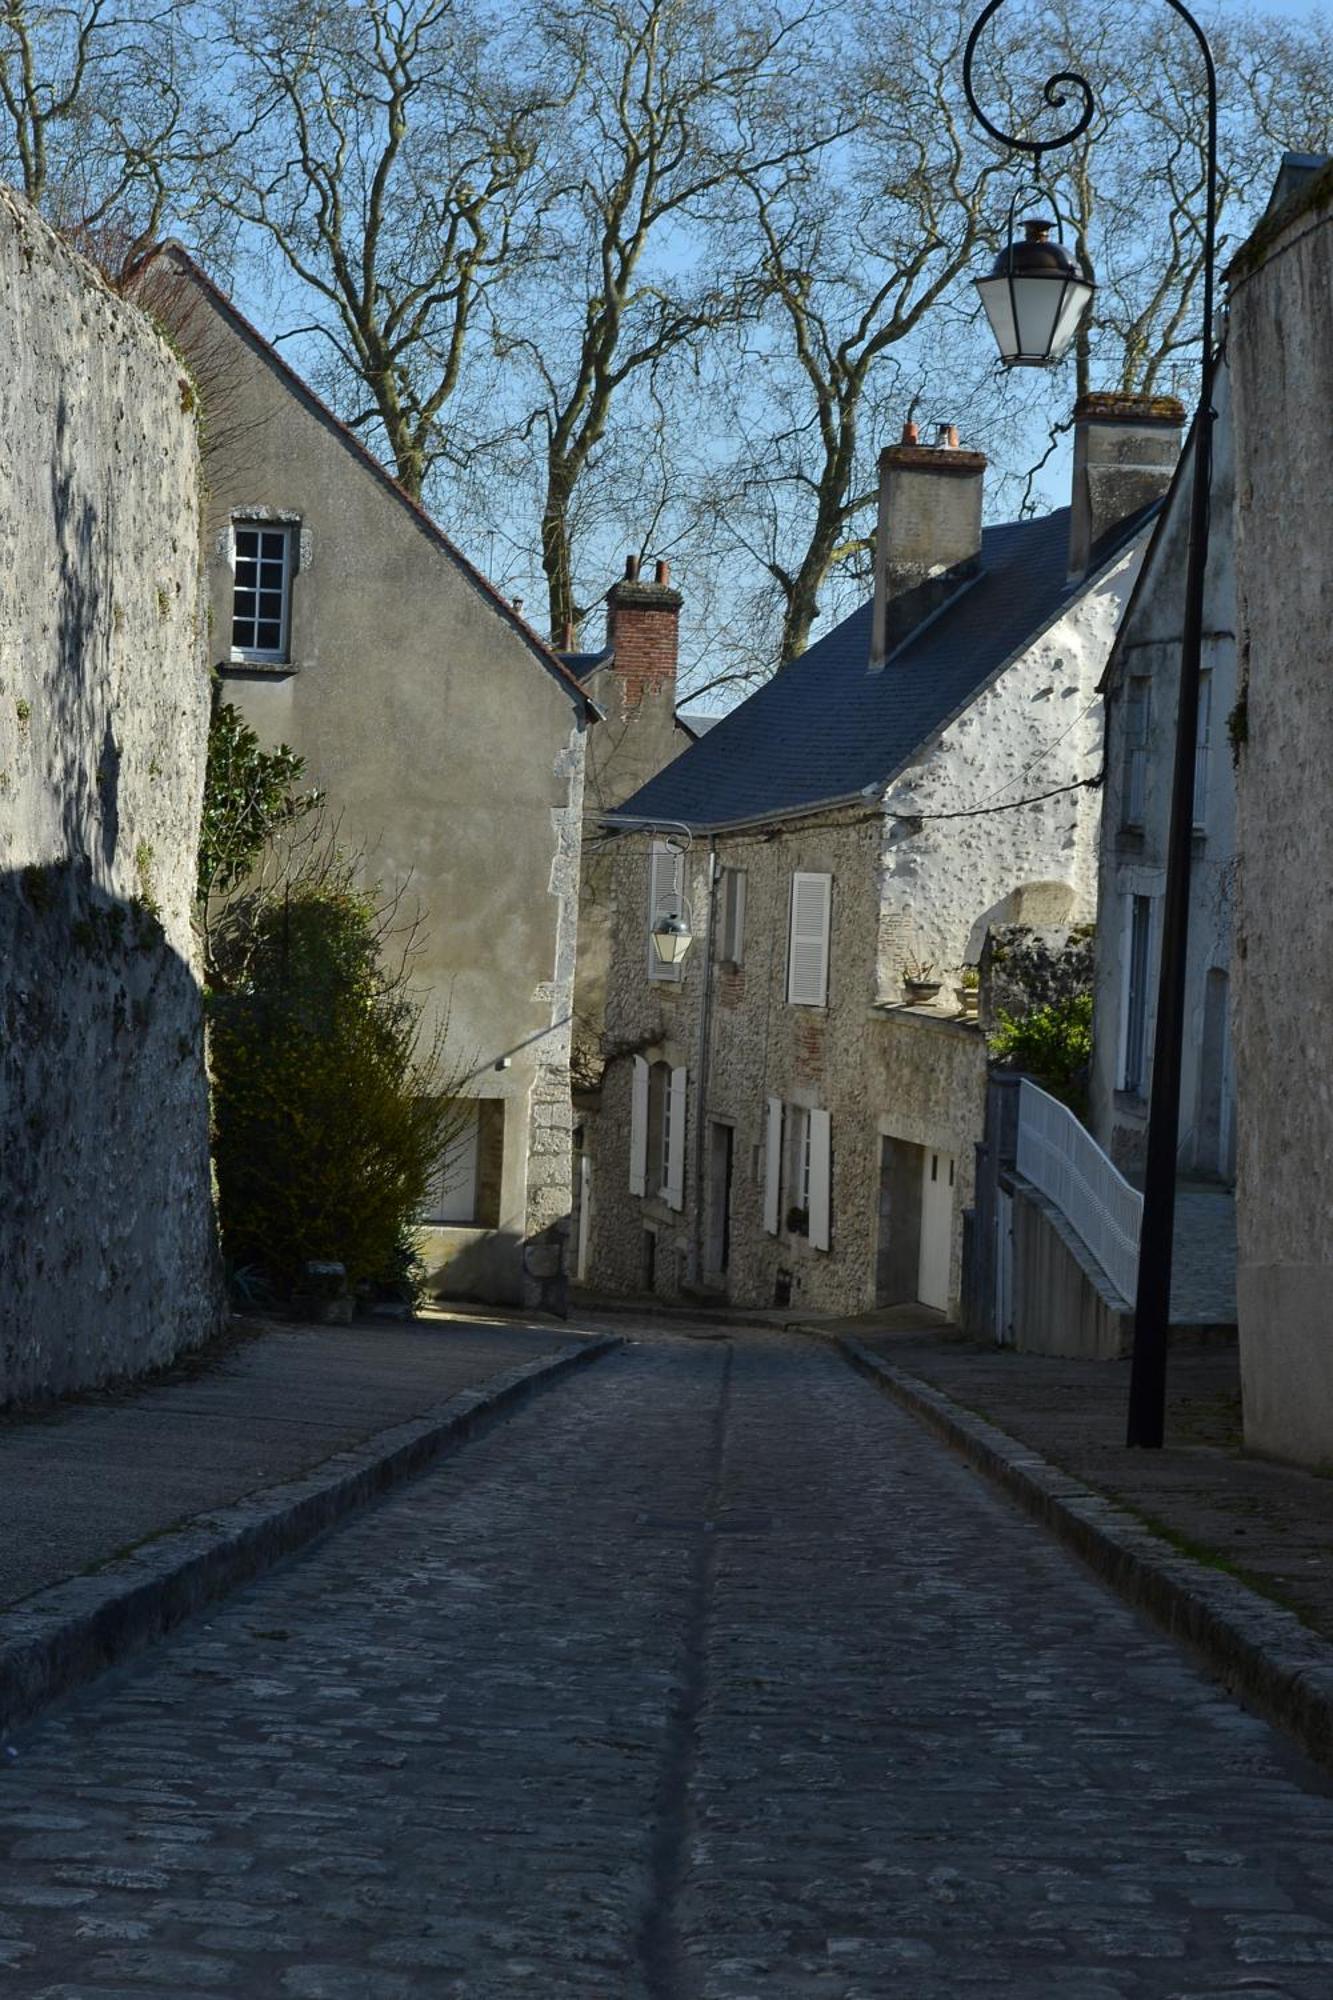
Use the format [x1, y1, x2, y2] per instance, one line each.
[604, 555, 683, 708]
[871, 421, 987, 666]
[1068, 392, 1186, 576]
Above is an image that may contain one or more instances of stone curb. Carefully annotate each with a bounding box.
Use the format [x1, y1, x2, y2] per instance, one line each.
[0, 1333, 622, 1736]
[821, 1331, 1333, 1775]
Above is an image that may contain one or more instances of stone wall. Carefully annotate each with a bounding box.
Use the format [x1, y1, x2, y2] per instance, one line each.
[584, 813, 987, 1317]
[0, 190, 223, 1401]
[1229, 170, 1333, 1466]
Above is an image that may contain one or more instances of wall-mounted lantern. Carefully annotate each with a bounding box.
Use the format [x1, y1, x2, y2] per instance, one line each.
[650, 910, 693, 967]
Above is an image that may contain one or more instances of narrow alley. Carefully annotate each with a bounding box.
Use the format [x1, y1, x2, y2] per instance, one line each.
[4, 1328, 1333, 1999]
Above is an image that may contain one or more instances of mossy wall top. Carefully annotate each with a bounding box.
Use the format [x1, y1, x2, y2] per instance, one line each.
[0, 186, 223, 1400]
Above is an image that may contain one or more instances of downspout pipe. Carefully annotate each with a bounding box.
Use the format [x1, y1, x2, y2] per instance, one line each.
[687, 836, 718, 1290]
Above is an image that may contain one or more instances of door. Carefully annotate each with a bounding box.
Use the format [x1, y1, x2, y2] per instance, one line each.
[918, 1148, 955, 1312]
[706, 1122, 734, 1279]
[575, 1152, 592, 1282]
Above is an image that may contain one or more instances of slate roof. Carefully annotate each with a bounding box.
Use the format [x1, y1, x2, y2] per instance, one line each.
[617, 505, 1149, 831]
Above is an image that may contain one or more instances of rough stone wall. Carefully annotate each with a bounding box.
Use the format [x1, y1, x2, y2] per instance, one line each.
[585, 813, 986, 1317]
[0, 189, 222, 1401]
[1229, 178, 1333, 1466]
[873, 547, 1140, 994]
[1087, 360, 1237, 1181]
[981, 923, 1095, 1028]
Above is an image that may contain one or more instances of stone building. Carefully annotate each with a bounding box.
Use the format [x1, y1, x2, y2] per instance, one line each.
[136, 246, 596, 1310]
[557, 559, 697, 1279]
[1227, 155, 1333, 1464]
[1088, 377, 1236, 1184]
[0, 191, 223, 1399]
[583, 411, 1170, 1318]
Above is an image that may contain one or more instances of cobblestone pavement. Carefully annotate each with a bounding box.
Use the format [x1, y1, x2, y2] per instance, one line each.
[1171, 1189, 1236, 1327]
[4, 1328, 1333, 1999]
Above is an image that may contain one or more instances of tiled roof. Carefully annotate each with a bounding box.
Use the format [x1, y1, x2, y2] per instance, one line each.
[618, 506, 1146, 830]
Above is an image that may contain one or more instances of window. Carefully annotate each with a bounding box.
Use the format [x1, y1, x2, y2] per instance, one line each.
[787, 1106, 813, 1228]
[647, 839, 685, 984]
[719, 867, 747, 966]
[1194, 669, 1212, 829]
[232, 522, 294, 662]
[420, 1101, 504, 1227]
[1122, 895, 1153, 1095]
[787, 872, 831, 1006]
[1123, 675, 1150, 828]
[630, 1056, 685, 1209]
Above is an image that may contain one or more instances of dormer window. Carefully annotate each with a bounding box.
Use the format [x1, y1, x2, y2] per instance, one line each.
[232, 523, 295, 663]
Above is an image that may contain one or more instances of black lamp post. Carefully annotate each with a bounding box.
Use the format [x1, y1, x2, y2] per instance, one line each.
[963, 0, 1218, 1448]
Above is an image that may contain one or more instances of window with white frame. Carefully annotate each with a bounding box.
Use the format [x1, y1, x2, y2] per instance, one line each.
[232, 522, 295, 663]
[1123, 675, 1150, 828]
[787, 871, 831, 1006]
[787, 1106, 812, 1227]
[1193, 669, 1212, 829]
[719, 866, 746, 966]
[629, 1055, 686, 1209]
[647, 839, 686, 983]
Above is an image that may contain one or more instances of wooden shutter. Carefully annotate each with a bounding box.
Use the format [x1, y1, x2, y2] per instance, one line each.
[808, 1108, 831, 1251]
[787, 872, 831, 1006]
[647, 840, 683, 983]
[666, 1066, 688, 1211]
[763, 1096, 784, 1235]
[629, 1056, 649, 1195]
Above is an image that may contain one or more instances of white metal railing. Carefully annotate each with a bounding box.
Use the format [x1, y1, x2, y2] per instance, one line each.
[1015, 1077, 1142, 1304]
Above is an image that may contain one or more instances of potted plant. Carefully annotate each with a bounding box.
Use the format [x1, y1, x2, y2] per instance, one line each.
[955, 965, 980, 1016]
[785, 1204, 810, 1237]
[902, 955, 941, 1005]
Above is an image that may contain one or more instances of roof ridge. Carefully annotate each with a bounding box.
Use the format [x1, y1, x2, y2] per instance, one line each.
[133, 241, 593, 717]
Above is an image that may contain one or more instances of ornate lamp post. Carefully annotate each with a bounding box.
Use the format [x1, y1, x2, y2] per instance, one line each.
[963, 0, 1218, 1447]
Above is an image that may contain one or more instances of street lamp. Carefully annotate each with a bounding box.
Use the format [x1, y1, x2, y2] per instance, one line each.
[963, 0, 1218, 1448]
[650, 910, 693, 968]
[975, 202, 1095, 367]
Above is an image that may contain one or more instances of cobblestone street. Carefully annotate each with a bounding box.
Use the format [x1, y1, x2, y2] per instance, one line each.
[4, 1327, 1333, 1999]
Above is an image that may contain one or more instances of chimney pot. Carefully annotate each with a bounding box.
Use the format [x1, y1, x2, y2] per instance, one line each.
[625, 554, 641, 581]
[560, 619, 575, 651]
[654, 559, 670, 586]
[902, 420, 919, 445]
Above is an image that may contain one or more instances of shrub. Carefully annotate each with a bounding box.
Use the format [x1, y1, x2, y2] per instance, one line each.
[209, 881, 464, 1298]
[989, 991, 1093, 1112]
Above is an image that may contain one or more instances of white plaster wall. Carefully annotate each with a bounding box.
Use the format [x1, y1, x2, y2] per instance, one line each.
[1088, 362, 1237, 1181]
[0, 188, 223, 1399]
[874, 549, 1142, 997]
[1229, 180, 1333, 1465]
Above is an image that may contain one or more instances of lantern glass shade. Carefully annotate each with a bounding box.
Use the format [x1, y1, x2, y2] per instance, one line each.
[651, 912, 692, 966]
[976, 218, 1094, 367]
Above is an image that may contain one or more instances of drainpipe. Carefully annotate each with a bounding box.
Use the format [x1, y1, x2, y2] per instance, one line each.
[687, 836, 719, 1290]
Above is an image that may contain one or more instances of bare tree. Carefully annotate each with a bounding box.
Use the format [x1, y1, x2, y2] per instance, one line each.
[203, 0, 560, 498]
[508, 0, 844, 643]
[0, 0, 198, 276]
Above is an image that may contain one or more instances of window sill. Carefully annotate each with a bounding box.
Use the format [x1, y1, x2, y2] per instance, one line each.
[1112, 1089, 1148, 1113]
[220, 657, 301, 681]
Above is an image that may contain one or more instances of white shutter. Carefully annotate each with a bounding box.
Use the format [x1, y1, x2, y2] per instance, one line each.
[787, 872, 831, 1006]
[666, 1066, 688, 1210]
[647, 840, 683, 983]
[808, 1108, 831, 1251]
[629, 1055, 649, 1195]
[763, 1096, 784, 1235]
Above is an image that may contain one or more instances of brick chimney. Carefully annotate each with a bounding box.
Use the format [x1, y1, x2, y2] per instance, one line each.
[871, 421, 987, 667]
[603, 555, 683, 709]
[1068, 392, 1185, 576]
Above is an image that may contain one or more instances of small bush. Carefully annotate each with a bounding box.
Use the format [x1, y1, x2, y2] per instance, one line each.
[989, 991, 1093, 1111]
[209, 882, 462, 1297]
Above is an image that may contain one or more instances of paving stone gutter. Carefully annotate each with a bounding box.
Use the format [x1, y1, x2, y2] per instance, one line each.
[816, 1329, 1333, 1777]
[0, 1333, 621, 1737]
